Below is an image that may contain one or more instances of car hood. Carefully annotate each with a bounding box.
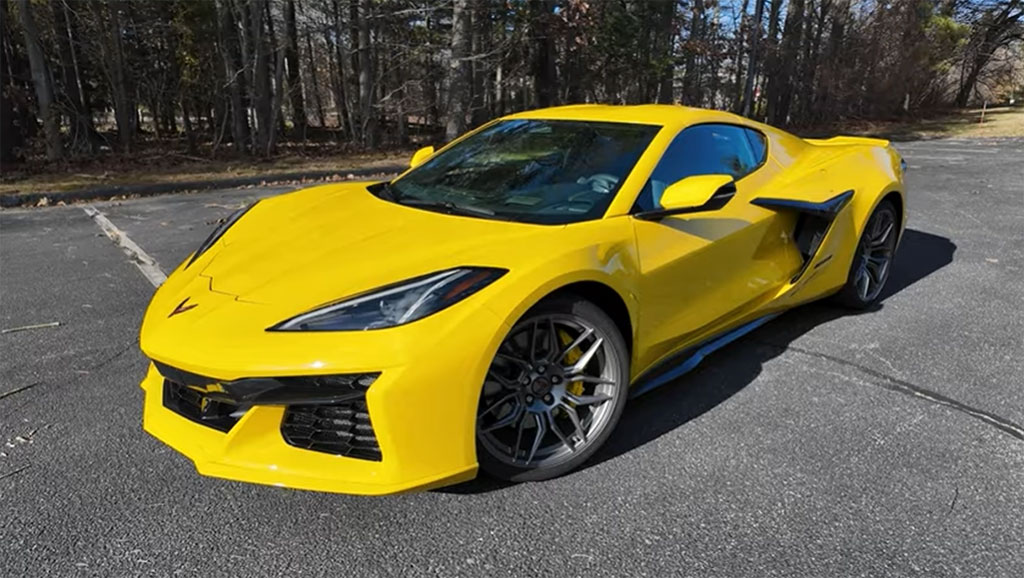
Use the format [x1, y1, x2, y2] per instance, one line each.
[194, 182, 551, 308]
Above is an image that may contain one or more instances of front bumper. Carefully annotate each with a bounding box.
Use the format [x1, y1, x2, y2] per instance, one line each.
[140, 289, 511, 495]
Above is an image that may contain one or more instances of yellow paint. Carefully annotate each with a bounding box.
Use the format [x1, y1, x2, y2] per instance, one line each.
[139, 104, 906, 495]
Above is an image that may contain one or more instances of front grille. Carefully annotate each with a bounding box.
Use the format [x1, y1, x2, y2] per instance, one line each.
[281, 401, 382, 461]
[162, 380, 242, 433]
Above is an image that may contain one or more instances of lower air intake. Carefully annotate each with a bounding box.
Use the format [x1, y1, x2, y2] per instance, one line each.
[163, 380, 241, 433]
[281, 401, 382, 461]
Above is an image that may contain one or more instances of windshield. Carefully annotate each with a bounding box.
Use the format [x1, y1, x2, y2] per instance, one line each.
[381, 119, 660, 224]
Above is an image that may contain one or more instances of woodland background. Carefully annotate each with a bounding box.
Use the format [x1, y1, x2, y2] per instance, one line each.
[1, 0, 1022, 174]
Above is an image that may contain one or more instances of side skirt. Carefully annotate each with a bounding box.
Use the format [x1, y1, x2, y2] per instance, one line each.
[629, 313, 780, 399]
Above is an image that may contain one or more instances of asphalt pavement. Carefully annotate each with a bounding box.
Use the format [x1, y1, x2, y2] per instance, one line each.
[1, 137, 1023, 577]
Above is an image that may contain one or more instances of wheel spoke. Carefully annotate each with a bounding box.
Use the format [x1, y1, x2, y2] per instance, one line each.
[529, 320, 540, 363]
[526, 413, 547, 464]
[486, 370, 517, 389]
[566, 392, 612, 406]
[547, 318, 559, 362]
[556, 327, 594, 363]
[856, 266, 870, 298]
[479, 402, 523, 433]
[870, 212, 884, 239]
[865, 262, 880, 284]
[873, 259, 890, 284]
[561, 403, 587, 443]
[478, 392, 517, 419]
[513, 414, 528, 462]
[870, 221, 894, 247]
[566, 337, 603, 376]
[571, 375, 616, 386]
[545, 410, 575, 452]
[865, 255, 887, 278]
[496, 352, 530, 368]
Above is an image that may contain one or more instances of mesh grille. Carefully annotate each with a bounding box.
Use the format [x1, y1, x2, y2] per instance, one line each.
[281, 401, 382, 461]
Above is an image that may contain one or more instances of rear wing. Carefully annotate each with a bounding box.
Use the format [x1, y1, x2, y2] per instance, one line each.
[804, 135, 891, 148]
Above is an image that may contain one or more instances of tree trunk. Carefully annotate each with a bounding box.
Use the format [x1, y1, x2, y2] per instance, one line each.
[767, 0, 804, 124]
[446, 0, 471, 140]
[741, 0, 766, 117]
[304, 31, 326, 127]
[1, 0, 24, 164]
[530, 0, 556, 108]
[731, 0, 750, 112]
[249, 0, 273, 156]
[216, 0, 249, 151]
[470, 4, 489, 126]
[356, 0, 376, 147]
[51, 0, 98, 154]
[104, 0, 135, 152]
[655, 0, 676, 104]
[16, 0, 62, 161]
[284, 0, 307, 138]
[682, 0, 705, 105]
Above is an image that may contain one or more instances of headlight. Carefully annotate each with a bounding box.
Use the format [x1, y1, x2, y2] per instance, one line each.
[269, 267, 507, 331]
[185, 202, 257, 268]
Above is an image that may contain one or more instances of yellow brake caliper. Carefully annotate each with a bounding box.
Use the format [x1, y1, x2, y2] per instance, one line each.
[559, 329, 585, 399]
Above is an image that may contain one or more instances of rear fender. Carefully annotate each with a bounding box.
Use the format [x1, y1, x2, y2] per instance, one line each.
[758, 145, 905, 306]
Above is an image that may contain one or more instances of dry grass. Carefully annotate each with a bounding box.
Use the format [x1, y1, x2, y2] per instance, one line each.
[804, 106, 1024, 140]
[0, 147, 411, 197]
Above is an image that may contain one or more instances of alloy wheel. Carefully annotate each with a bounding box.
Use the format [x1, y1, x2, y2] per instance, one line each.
[477, 314, 621, 469]
[852, 205, 897, 302]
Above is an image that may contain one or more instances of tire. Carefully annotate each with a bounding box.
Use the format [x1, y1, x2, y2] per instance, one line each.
[834, 199, 899, 309]
[475, 295, 629, 482]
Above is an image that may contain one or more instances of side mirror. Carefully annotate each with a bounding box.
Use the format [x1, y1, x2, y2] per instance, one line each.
[637, 174, 736, 220]
[409, 146, 435, 169]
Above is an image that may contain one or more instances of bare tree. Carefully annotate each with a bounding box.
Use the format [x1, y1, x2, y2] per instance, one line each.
[356, 0, 376, 146]
[249, 0, 274, 156]
[16, 0, 62, 161]
[956, 0, 1024, 106]
[217, 0, 250, 151]
[446, 0, 471, 140]
[284, 0, 307, 137]
[741, 0, 766, 117]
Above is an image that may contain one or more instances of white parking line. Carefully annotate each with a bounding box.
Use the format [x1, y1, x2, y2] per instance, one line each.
[901, 155, 967, 161]
[82, 205, 167, 288]
[900, 147, 999, 154]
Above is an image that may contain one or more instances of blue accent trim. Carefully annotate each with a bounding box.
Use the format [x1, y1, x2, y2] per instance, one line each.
[629, 313, 780, 399]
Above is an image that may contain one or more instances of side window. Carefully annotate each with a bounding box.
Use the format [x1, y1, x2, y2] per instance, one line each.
[634, 124, 766, 211]
[744, 128, 768, 166]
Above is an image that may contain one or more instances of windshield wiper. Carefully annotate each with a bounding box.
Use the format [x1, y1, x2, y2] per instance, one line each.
[399, 198, 496, 218]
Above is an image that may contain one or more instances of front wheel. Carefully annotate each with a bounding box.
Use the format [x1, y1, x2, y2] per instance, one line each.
[834, 199, 899, 308]
[476, 296, 629, 482]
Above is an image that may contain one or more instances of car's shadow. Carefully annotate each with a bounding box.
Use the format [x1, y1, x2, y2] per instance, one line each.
[441, 229, 956, 495]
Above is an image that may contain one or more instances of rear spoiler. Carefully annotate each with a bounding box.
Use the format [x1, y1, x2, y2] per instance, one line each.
[804, 135, 891, 148]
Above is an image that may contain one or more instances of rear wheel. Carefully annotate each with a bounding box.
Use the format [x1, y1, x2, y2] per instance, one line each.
[834, 200, 898, 308]
[475, 296, 629, 482]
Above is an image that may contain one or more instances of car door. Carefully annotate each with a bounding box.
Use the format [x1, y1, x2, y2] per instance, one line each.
[631, 123, 803, 370]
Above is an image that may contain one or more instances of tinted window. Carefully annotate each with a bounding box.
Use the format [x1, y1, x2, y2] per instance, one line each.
[745, 128, 767, 165]
[634, 124, 764, 211]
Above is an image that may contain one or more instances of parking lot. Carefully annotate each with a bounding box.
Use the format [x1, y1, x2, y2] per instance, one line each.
[2, 137, 1023, 577]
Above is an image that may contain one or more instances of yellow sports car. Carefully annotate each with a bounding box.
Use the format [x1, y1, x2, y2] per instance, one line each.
[139, 104, 906, 495]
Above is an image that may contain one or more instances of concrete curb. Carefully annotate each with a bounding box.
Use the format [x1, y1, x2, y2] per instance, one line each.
[0, 165, 406, 209]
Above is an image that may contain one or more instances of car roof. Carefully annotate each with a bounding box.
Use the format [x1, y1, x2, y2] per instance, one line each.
[504, 103, 742, 128]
